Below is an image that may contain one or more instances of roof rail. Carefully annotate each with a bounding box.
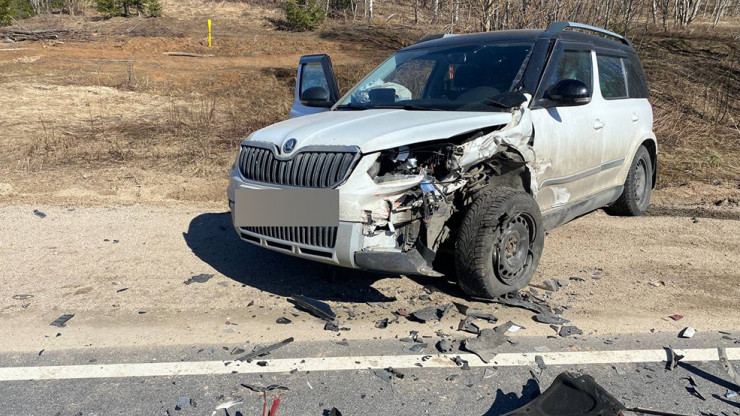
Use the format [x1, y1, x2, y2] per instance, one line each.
[416, 33, 459, 44]
[546, 21, 632, 47]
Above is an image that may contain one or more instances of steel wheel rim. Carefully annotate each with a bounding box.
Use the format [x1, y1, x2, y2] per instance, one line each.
[634, 158, 648, 205]
[493, 213, 535, 282]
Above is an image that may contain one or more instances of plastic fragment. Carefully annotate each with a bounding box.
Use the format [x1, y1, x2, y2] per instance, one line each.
[410, 304, 452, 322]
[237, 337, 294, 362]
[175, 397, 191, 410]
[276, 317, 291, 324]
[534, 313, 570, 325]
[184, 274, 214, 285]
[535, 355, 547, 370]
[458, 316, 480, 334]
[665, 346, 685, 370]
[329, 408, 343, 416]
[558, 325, 583, 338]
[215, 400, 242, 410]
[669, 314, 683, 321]
[375, 318, 389, 329]
[289, 295, 336, 321]
[33, 209, 46, 218]
[679, 327, 695, 338]
[241, 383, 288, 392]
[50, 314, 74, 327]
[463, 325, 509, 363]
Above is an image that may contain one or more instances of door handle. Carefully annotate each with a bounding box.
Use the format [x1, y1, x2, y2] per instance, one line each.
[593, 119, 604, 130]
[632, 113, 639, 122]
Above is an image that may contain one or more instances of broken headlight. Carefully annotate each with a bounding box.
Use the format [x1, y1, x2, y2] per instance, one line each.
[368, 144, 452, 184]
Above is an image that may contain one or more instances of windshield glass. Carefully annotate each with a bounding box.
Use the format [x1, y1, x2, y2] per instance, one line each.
[337, 42, 534, 111]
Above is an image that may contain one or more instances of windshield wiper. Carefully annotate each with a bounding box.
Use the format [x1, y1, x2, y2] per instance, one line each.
[372, 104, 443, 111]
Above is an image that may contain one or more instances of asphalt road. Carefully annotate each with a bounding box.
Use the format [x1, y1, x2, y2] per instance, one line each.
[1, 334, 739, 416]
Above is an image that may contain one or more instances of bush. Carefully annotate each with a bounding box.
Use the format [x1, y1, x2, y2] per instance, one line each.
[1, 0, 34, 25]
[94, 0, 161, 17]
[285, 0, 325, 31]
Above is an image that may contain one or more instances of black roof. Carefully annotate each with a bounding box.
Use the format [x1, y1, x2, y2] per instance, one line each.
[403, 24, 635, 53]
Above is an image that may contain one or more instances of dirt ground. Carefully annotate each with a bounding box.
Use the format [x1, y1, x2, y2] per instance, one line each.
[0, 203, 738, 353]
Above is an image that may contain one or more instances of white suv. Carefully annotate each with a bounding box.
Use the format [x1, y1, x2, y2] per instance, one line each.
[227, 21, 657, 298]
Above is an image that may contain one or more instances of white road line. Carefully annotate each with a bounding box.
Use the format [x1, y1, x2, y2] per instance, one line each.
[0, 348, 737, 382]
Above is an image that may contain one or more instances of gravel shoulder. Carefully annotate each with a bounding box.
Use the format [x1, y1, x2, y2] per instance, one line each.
[0, 201, 738, 353]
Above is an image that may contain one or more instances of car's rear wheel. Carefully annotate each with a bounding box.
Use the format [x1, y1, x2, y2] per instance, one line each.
[606, 145, 653, 216]
[455, 187, 544, 299]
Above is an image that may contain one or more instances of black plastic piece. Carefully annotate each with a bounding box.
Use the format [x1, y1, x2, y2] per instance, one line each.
[502, 372, 625, 416]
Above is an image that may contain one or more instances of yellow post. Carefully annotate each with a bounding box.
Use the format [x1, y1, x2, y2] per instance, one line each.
[208, 19, 212, 48]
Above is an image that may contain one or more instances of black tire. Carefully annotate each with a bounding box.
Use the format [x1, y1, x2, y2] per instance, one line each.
[605, 146, 653, 216]
[455, 187, 544, 299]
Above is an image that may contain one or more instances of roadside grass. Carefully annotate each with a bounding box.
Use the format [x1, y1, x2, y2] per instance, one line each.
[4, 15, 738, 203]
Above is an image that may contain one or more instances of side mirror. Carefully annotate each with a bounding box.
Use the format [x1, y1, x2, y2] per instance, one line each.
[544, 79, 591, 107]
[300, 86, 334, 108]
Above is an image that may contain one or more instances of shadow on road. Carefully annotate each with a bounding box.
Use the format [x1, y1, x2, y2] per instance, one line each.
[483, 378, 541, 416]
[183, 212, 396, 303]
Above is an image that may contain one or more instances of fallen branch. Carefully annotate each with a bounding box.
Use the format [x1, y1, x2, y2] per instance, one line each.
[163, 52, 214, 58]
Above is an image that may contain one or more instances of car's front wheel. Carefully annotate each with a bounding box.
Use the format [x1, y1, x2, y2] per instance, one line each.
[455, 187, 544, 299]
[606, 145, 653, 216]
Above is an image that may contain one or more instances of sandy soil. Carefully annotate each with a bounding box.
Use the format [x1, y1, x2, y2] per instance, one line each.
[0, 202, 738, 353]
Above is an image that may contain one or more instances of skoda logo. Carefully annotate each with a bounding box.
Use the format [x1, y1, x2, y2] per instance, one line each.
[282, 138, 297, 154]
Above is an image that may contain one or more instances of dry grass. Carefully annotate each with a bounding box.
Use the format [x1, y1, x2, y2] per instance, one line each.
[0, 5, 737, 204]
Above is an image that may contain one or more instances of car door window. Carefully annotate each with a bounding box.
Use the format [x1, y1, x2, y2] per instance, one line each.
[625, 56, 649, 98]
[597, 55, 628, 99]
[541, 49, 593, 93]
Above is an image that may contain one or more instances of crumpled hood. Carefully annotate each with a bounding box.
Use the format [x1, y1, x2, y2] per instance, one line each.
[246, 109, 513, 153]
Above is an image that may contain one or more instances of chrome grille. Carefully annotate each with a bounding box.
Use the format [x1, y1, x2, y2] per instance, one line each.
[242, 226, 338, 249]
[239, 145, 356, 188]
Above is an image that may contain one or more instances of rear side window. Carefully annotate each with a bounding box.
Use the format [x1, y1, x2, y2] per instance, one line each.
[625, 55, 649, 98]
[542, 49, 593, 92]
[597, 55, 627, 99]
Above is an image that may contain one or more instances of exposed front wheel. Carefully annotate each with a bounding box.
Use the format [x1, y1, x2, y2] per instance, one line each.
[455, 187, 544, 299]
[606, 145, 653, 216]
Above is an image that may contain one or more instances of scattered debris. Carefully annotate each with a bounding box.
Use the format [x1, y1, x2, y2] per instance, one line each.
[329, 408, 342, 416]
[533, 313, 570, 325]
[558, 325, 583, 338]
[458, 316, 480, 334]
[718, 347, 740, 390]
[436, 339, 454, 353]
[489, 292, 552, 315]
[38, 349, 44, 356]
[453, 302, 498, 323]
[214, 400, 242, 410]
[665, 346, 684, 370]
[33, 209, 46, 218]
[50, 314, 74, 327]
[175, 396, 191, 411]
[323, 321, 348, 332]
[679, 327, 696, 338]
[669, 314, 683, 321]
[498, 321, 524, 333]
[726, 389, 738, 399]
[682, 375, 706, 400]
[2, 29, 72, 42]
[288, 295, 336, 321]
[535, 355, 547, 371]
[542, 279, 561, 292]
[256, 361, 268, 366]
[408, 343, 427, 353]
[569, 276, 586, 282]
[612, 365, 626, 376]
[12, 294, 33, 300]
[276, 317, 292, 324]
[236, 337, 294, 362]
[184, 274, 214, 285]
[241, 383, 288, 392]
[410, 304, 452, 322]
[483, 368, 497, 379]
[463, 325, 509, 363]
[501, 372, 625, 416]
[375, 318, 389, 329]
[451, 355, 470, 370]
[116, 288, 128, 293]
[373, 369, 393, 382]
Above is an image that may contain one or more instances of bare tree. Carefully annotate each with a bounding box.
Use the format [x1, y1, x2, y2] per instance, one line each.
[675, 0, 702, 26]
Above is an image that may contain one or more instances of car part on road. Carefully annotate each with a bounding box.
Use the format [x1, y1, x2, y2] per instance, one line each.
[718, 347, 740, 391]
[487, 291, 553, 315]
[329, 407, 342, 416]
[455, 187, 545, 298]
[50, 313, 74, 327]
[288, 295, 336, 321]
[558, 325, 583, 337]
[410, 304, 453, 322]
[32, 209, 46, 218]
[214, 399, 242, 412]
[501, 371, 625, 416]
[241, 384, 289, 393]
[184, 273, 214, 285]
[679, 327, 696, 338]
[12, 294, 33, 300]
[458, 316, 480, 334]
[276, 317, 292, 324]
[454, 302, 499, 323]
[375, 318, 389, 329]
[533, 313, 569, 325]
[463, 325, 509, 363]
[236, 337, 294, 362]
[535, 355, 547, 371]
[664, 346, 684, 370]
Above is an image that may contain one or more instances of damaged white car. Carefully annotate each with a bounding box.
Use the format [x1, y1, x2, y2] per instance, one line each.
[227, 21, 657, 298]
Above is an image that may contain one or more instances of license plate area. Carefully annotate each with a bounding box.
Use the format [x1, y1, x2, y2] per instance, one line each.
[234, 189, 339, 227]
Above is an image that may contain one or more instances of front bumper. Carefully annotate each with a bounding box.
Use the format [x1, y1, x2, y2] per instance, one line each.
[227, 156, 439, 275]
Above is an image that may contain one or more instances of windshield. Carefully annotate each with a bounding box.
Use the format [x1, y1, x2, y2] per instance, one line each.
[337, 42, 534, 112]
